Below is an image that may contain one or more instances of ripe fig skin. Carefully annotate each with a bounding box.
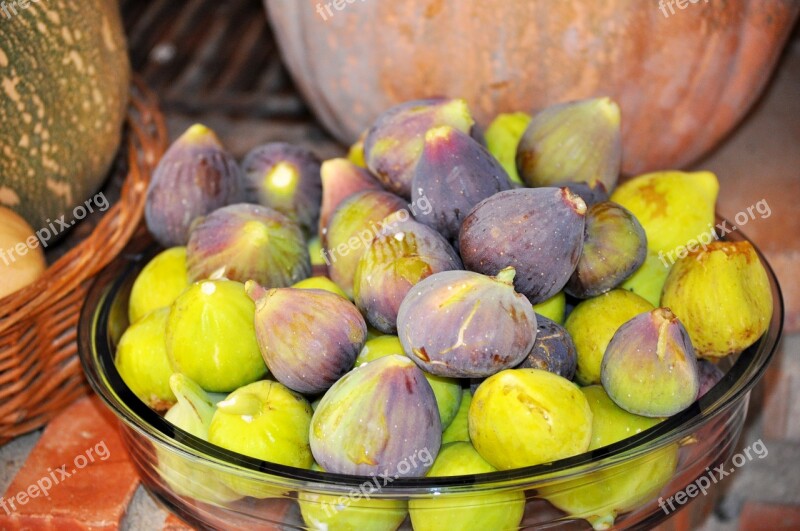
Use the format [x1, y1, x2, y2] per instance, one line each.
[364, 98, 475, 197]
[601, 308, 700, 417]
[186, 203, 311, 288]
[516, 97, 622, 192]
[247, 284, 367, 395]
[146, 124, 245, 247]
[354, 214, 462, 334]
[241, 142, 322, 235]
[565, 201, 647, 299]
[562, 181, 609, 206]
[310, 355, 441, 477]
[565, 289, 655, 386]
[397, 268, 537, 378]
[516, 314, 577, 380]
[469, 368, 593, 470]
[411, 125, 512, 241]
[318, 158, 383, 237]
[459, 187, 587, 304]
[323, 190, 408, 298]
[661, 241, 773, 358]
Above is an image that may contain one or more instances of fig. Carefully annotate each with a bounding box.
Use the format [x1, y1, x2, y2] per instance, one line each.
[115, 307, 175, 411]
[209, 380, 314, 497]
[411, 125, 512, 240]
[310, 355, 441, 476]
[563, 181, 609, 206]
[186, 203, 310, 288]
[145, 124, 244, 247]
[364, 98, 475, 197]
[532, 291, 566, 325]
[348, 129, 368, 168]
[241, 142, 322, 234]
[293, 275, 348, 298]
[542, 385, 676, 530]
[565, 289, 654, 385]
[484, 112, 531, 185]
[166, 279, 267, 393]
[601, 308, 700, 417]
[469, 368, 592, 469]
[246, 283, 366, 395]
[397, 268, 537, 378]
[408, 442, 525, 531]
[565, 201, 647, 298]
[354, 214, 462, 333]
[697, 359, 725, 398]
[517, 314, 577, 380]
[319, 158, 383, 237]
[323, 190, 408, 297]
[299, 463, 408, 531]
[159, 374, 239, 504]
[354, 335, 463, 430]
[661, 241, 773, 358]
[459, 187, 587, 304]
[516, 97, 621, 192]
[128, 247, 189, 325]
[610, 170, 719, 257]
[441, 389, 472, 445]
[307, 235, 328, 270]
[620, 249, 672, 307]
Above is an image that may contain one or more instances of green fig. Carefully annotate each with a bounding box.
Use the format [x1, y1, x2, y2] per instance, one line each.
[293, 275, 348, 298]
[484, 112, 531, 185]
[661, 240, 772, 358]
[620, 249, 672, 307]
[409, 442, 525, 531]
[115, 307, 175, 411]
[441, 389, 472, 444]
[166, 279, 267, 393]
[532, 291, 567, 325]
[128, 247, 189, 324]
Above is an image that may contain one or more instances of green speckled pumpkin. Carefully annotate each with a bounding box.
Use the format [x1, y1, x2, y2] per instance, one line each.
[0, 0, 130, 231]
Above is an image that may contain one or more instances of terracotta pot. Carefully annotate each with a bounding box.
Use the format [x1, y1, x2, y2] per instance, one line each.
[265, 0, 798, 174]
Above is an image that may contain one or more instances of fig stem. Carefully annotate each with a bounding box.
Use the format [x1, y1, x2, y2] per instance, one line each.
[495, 267, 517, 286]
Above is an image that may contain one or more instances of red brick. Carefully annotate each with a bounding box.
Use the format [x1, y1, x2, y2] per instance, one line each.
[0, 396, 139, 530]
[739, 502, 800, 530]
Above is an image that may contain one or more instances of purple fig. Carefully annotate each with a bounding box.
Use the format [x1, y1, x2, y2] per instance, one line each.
[364, 98, 475, 197]
[412, 125, 512, 240]
[241, 143, 322, 235]
[186, 204, 310, 288]
[318, 158, 383, 237]
[397, 267, 537, 378]
[146, 124, 245, 247]
[459, 187, 587, 304]
[246, 283, 366, 395]
[517, 315, 577, 380]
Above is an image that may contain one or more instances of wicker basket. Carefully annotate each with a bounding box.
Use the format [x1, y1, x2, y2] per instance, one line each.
[0, 78, 168, 445]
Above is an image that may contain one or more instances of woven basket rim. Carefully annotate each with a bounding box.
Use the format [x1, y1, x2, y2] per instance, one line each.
[0, 77, 167, 330]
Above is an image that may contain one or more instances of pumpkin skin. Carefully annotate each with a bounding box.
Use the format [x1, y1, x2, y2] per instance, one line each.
[266, 0, 798, 174]
[0, 0, 130, 231]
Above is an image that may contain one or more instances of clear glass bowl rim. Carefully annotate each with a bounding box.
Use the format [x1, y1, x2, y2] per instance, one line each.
[77, 222, 784, 495]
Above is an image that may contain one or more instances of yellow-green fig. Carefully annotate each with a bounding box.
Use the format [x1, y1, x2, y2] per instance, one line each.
[661, 241, 773, 358]
[565, 289, 654, 385]
[441, 389, 472, 444]
[610, 170, 719, 258]
[517, 97, 621, 192]
[115, 307, 175, 411]
[532, 291, 567, 325]
[298, 464, 408, 531]
[542, 385, 677, 530]
[484, 112, 531, 185]
[469, 369, 592, 469]
[409, 442, 525, 531]
[128, 247, 189, 324]
[620, 249, 672, 307]
[293, 275, 348, 298]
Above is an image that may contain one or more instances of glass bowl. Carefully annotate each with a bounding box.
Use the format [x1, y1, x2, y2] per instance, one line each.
[78, 226, 783, 531]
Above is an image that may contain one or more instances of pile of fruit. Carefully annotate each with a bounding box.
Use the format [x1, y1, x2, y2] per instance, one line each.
[116, 97, 773, 530]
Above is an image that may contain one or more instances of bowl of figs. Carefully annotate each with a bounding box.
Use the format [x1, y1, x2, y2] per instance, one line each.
[79, 97, 783, 530]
